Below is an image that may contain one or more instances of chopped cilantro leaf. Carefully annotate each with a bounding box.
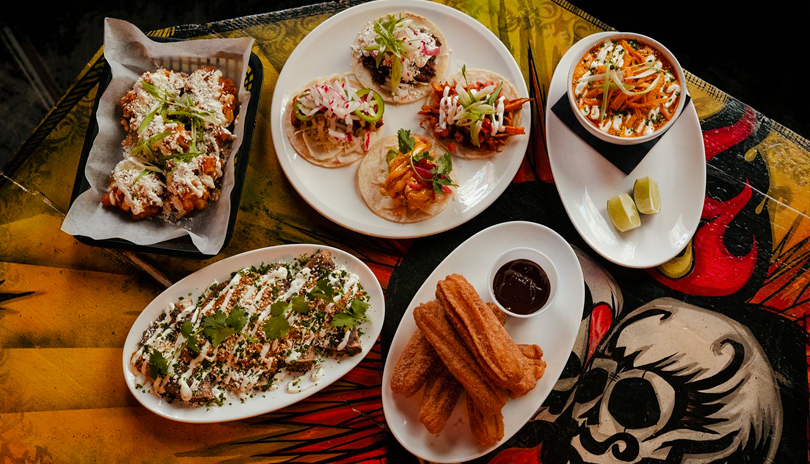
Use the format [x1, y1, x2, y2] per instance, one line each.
[202, 310, 236, 347]
[291, 296, 310, 314]
[226, 306, 249, 332]
[308, 279, 336, 303]
[263, 316, 291, 340]
[270, 300, 290, 317]
[397, 129, 415, 154]
[149, 350, 169, 378]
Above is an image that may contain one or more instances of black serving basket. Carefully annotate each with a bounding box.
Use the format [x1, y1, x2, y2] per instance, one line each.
[69, 51, 263, 259]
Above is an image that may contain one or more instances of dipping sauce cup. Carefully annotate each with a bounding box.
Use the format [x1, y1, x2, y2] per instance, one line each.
[488, 247, 558, 318]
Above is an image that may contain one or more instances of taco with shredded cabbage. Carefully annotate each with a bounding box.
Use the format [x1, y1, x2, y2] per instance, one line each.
[357, 128, 457, 223]
[419, 66, 531, 159]
[350, 12, 449, 104]
[286, 74, 385, 167]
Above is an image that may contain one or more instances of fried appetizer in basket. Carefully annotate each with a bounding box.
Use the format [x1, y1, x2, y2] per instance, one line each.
[351, 11, 449, 104]
[285, 74, 385, 167]
[419, 66, 531, 159]
[102, 66, 238, 220]
[357, 128, 457, 223]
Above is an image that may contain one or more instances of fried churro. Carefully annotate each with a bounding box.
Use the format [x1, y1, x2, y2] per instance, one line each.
[466, 393, 504, 447]
[391, 275, 545, 445]
[413, 300, 508, 416]
[390, 330, 439, 397]
[511, 344, 547, 398]
[417, 361, 464, 434]
[436, 274, 526, 391]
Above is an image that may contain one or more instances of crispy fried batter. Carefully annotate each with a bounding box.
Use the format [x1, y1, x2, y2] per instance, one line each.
[398, 278, 543, 442]
[510, 344, 546, 398]
[391, 330, 439, 397]
[413, 300, 508, 416]
[487, 301, 507, 325]
[466, 393, 504, 447]
[418, 361, 464, 434]
[436, 274, 526, 391]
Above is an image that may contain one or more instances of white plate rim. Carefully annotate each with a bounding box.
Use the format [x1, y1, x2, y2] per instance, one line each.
[122, 243, 385, 423]
[381, 220, 585, 462]
[270, 0, 531, 239]
[545, 31, 706, 269]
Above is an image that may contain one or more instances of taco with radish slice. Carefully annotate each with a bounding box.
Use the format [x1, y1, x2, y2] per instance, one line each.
[286, 74, 385, 167]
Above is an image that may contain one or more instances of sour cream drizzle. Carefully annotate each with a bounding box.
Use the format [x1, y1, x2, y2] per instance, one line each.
[130, 253, 369, 407]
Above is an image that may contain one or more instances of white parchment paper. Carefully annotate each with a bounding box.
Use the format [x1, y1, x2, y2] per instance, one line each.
[61, 18, 255, 256]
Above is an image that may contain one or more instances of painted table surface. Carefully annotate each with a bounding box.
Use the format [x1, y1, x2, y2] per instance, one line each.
[1, 0, 808, 462]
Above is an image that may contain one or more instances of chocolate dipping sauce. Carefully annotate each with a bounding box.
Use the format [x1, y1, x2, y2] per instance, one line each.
[492, 259, 551, 315]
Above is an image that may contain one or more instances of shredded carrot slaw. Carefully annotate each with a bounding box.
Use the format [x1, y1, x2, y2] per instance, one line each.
[571, 38, 681, 138]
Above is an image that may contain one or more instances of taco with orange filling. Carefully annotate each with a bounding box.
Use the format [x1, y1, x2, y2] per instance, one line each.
[419, 66, 531, 159]
[286, 74, 385, 167]
[357, 128, 457, 223]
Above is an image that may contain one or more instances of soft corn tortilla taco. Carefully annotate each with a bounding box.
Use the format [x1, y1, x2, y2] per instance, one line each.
[350, 11, 449, 105]
[285, 74, 384, 168]
[357, 132, 457, 223]
[420, 68, 528, 159]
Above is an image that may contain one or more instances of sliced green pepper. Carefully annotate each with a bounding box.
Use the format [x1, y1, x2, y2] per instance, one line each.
[353, 89, 385, 123]
[293, 92, 317, 122]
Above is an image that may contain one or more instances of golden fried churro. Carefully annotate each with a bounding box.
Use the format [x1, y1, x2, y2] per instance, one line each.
[413, 300, 508, 416]
[510, 343, 546, 398]
[466, 393, 504, 447]
[413, 301, 509, 433]
[436, 274, 525, 391]
[487, 301, 507, 325]
[390, 330, 439, 397]
[418, 361, 464, 434]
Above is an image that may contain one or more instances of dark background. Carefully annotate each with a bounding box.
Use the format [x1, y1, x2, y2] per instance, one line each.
[2, 0, 806, 168]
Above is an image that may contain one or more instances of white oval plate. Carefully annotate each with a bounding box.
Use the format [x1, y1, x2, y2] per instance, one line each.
[270, 0, 530, 239]
[545, 32, 706, 268]
[122, 244, 385, 423]
[382, 221, 584, 462]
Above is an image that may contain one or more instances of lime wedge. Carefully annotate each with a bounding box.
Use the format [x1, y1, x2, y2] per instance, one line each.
[607, 193, 641, 232]
[633, 176, 661, 215]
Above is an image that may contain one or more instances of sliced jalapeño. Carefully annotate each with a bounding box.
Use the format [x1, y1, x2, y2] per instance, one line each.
[353, 88, 385, 123]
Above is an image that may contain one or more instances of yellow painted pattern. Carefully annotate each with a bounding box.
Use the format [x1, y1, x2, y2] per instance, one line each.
[2, 0, 806, 462]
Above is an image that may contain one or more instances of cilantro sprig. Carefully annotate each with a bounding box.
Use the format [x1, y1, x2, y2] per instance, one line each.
[263, 299, 292, 340]
[148, 349, 169, 379]
[389, 129, 456, 194]
[202, 307, 250, 347]
[310, 278, 369, 328]
[172, 306, 253, 355]
[365, 14, 411, 92]
[331, 299, 369, 328]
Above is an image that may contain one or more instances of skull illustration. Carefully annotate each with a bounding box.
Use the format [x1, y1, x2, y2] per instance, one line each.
[569, 297, 782, 463]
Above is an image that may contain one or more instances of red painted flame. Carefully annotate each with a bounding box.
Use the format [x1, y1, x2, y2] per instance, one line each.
[587, 303, 614, 364]
[651, 105, 760, 296]
[651, 179, 758, 296]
